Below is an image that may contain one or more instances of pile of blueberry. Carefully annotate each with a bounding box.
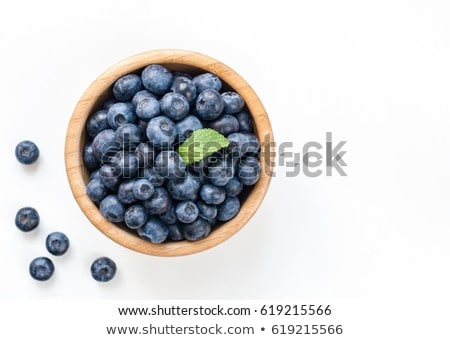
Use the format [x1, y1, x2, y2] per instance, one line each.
[84, 64, 262, 243]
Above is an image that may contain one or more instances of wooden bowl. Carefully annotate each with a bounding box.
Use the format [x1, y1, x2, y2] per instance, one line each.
[65, 49, 274, 256]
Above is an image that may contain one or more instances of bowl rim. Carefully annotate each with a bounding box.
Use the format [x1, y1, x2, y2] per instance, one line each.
[64, 49, 274, 256]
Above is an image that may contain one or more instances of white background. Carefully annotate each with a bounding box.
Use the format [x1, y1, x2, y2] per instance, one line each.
[1, 0, 450, 303]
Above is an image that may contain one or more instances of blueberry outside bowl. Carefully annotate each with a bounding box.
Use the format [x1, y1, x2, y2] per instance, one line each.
[64, 49, 274, 256]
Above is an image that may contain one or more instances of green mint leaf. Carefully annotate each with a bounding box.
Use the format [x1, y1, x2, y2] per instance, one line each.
[178, 128, 229, 165]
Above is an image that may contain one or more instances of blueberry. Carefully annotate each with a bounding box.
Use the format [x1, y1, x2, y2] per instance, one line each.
[132, 178, 154, 200]
[92, 129, 119, 162]
[90, 169, 101, 181]
[90, 257, 117, 282]
[146, 116, 178, 148]
[86, 109, 110, 138]
[159, 204, 177, 225]
[15, 140, 39, 165]
[139, 167, 165, 187]
[46, 232, 70, 256]
[103, 99, 117, 110]
[176, 115, 203, 142]
[227, 132, 260, 158]
[199, 183, 226, 205]
[238, 156, 262, 186]
[143, 187, 172, 215]
[141, 64, 173, 96]
[224, 177, 243, 197]
[100, 195, 126, 222]
[131, 90, 157, 108]
[160, 92, 190, 121]
[221, 91, 245, 114]
[207, 114, 239, 136]
[113, 74, 143, 101]
[168, 223, 185, 241]
[86, 177, 109, 202]
[99, 164, 122, 190]
[83, 143, 100, 170]
[192, 73, 222, 92]
[235, 110, 253, 132]
[135, 96, 160, 121]
[29, 257, 54, 281]
[175, 200, 199, 223]
[124, 204, 148, 229]
[197, 200, 217, 221]
[114, 123, 144, 148]
[154, 151, 186, 179]
[107, 102, 136, 129]
[109, 151, 139, 178]
[173, 71, 192, 80]
[118, 180, 137, 204]
[137, 217, 169, 243]
[167, 172, 200, 200]
[207, 158, 234, 186]
[135, 142, 155, 168]
[15, 207, 40, 232]
[217, 196, 240, 221]
[170, 76, 197, 105]
[183, 218, 211, 241]
[195, 89, 224, 121]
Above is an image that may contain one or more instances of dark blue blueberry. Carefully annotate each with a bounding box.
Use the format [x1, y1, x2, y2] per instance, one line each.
[159, 204, 177, 224]
[175, 200, 199, 224]
[176, 115, 203, 142]
[173, 71, 192, 80]
[143, 187, 172, 215]
[107, 102, 136, 129]
[160, 92, 190, 121]
[238, 156, 262, 185]
[168, 223, 185, 241]
[139, 167, 165, 187]
[207, 114, 239, 136]
[113, 74, 143, 101]
[92, 129, 119, 162]
[132, 179, 154, 200]
[221, 91, 245, 114]
[86, 177, 109, 202]
[192, 73, 222, 92]
[132, 90, 157, 108]
[86, 109, 110, 138]
[29, 257, 54, 281]
[90, 169, 101, 180]
[154, 151, 186, 179]
[199, 183, 226, 205]
[195, 89, 224, 120]
[137, 217, 169, 243]
[227, 132, 260, 158]
[109, 151, 139, 178]
[146, 116, 178, 148]
[15, 207, 40, 232]
[135, 96, 160, 121]
[207, 158, 234, 186]
[235, 110, 253, 132]
[170, 76, 197, 104]
[135, 142, 155, 168]
[15, 140, 39, 165]
[224, 177, 243, 197]
[167, 172, 200, 200]
[103, 99, 117, 110]
[138, 119, 148, 131]
[124, 204, 148, 229]
[100, 195, 126, 222]
[114, 123, 144, 148]
[46, 232, 70, 256]
[117, 180, 137, 204]
[90, 257, 116, 282]
[217, 196, 240, 221]
[197, 200, 217, 221]
[141, 64, 173, 96]
[183, 218, 211, 241]
[99, 164, 122, 190]
[83, 143, 100, 170]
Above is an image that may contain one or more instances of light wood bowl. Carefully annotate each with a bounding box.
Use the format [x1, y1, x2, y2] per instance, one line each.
[65, 49, 274, 256]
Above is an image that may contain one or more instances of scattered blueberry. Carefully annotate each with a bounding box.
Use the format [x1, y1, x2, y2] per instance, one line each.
[141, 64, 173, 96]
[46, 232, 70, 256]
[183, 218, 211, 241]
[29, 257, 54, 281]
[124, 204, 148, 229]
[15, 207, 40, 232]
[100, 195, 126, 222]
[15, 140, 39, 165]
[137, 217, 169, 243]
[195, 89, 224, 121]
[91, 257, 117, 282]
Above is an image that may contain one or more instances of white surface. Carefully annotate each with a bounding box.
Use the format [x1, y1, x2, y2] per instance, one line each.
[1, 0, 450, 300]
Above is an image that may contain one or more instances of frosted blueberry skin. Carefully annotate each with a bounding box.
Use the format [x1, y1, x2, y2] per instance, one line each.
[154, 151, 186, 180]
[146, 116, 178, 149]
[139, 167, 165, 187]
[238, 156, 262, 186]
[160, 92, 190, 121]
[99, 164, 122, 191]
[137, 217, 169, 244]
[170, 76, 197, 105]
[217, 196, 240, 221]
[124, 205, 147, 229]
[195, 89, 224, 121]
[100, 195, 126, 222]
[86, 178, 109, 202]
[135, 96, 160, 121]
[29, 257, 54, 281]
[192, 73, 222, 93]
[183, 218, 211, 241]
[132, 89, 157, 108]
[207, 114, 239, 136]
[143, 187, 172, 215]
[221, 91, 245, 114]
[107, 102, 136, 130]
[197, 200, 217, 221]
[45, 232, 70, 256]
[113, 74, 143, 102]
[86, 109, 110, 139]
[235, 111, 253, 132]
[132, 179, 154, 201]
[224, 177, 243, 197]
[176, 115, 203, 143]
[167, 172, 200, 201]
[83, 143, 100, 170]
[117, 180, 137, 205]
[90, 257, 117, 282]
[141, 64, 173, 96]
[92, 129, 119, 163]
[199, 183, 226, 205]
[15, 207, 40, 232]
[175, 200, 199, 224]
[15, 140, 39, 165]
[114, 123, 145, 148]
